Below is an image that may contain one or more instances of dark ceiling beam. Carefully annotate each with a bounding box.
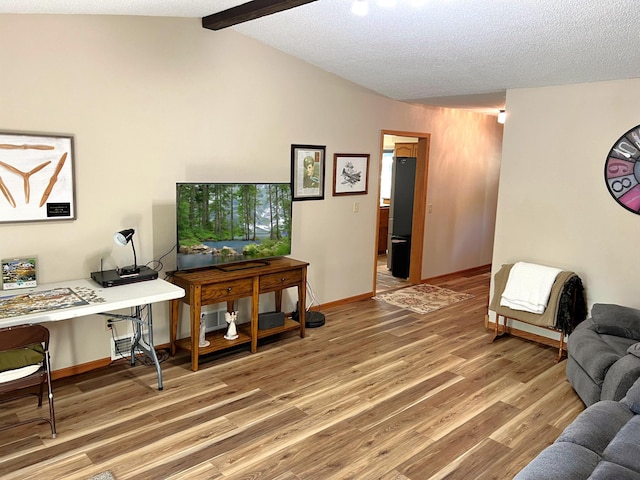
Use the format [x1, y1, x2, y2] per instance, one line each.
[202, 0, 318, 31]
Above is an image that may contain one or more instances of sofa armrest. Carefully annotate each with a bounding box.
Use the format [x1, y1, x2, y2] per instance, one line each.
[628, 342, 640, 358]
[601, 353, 640, 401]
[621, 374, 640, 413]
[591, 303, 640, 341]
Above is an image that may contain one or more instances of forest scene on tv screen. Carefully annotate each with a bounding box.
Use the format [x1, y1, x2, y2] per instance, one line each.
[177, 183, 292, 270]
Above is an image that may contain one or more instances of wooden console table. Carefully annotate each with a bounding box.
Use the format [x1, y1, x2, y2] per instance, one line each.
[168, 257, 308, 371]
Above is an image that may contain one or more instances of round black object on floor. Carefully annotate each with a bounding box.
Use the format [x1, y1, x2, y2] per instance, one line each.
[305, 311, 325, 328]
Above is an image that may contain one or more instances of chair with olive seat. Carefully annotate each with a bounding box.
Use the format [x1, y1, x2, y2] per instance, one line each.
[0, 324, 56, 438]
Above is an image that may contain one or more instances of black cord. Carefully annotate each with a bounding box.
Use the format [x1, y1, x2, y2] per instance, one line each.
[144, 242, 177, 273]
[157, 243, 176, 263]
[146, 259, 163, 272]
[134, 349, 169, 366]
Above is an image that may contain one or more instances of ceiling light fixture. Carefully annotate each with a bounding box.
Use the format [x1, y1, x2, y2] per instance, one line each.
[352, 0, 369, 15]
[353, 0, 425, 14]
[497, 110, 506, 124]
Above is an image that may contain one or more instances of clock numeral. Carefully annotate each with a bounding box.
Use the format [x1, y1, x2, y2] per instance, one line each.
[612, 140, 638, 159]
[606, 157, 634, 178]
[607, 174, 637, 197]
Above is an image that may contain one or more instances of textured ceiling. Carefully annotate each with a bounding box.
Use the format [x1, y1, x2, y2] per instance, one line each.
[2, 0, 640, 113]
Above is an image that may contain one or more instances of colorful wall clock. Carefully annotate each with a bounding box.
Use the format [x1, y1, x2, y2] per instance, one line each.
[605, 124, 640, 214]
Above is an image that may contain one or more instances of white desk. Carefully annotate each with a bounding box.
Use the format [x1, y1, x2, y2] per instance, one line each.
[0, 278, 185, 390]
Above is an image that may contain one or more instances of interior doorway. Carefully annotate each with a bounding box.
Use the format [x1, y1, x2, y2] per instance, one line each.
[376, 253, 409, 293]
[374, 131, 430, 294]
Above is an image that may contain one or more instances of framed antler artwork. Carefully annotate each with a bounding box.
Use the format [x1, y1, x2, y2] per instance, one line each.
[0, 131, 76, 223]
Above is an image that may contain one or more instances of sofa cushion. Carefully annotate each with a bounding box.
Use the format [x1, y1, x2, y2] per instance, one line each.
[513, 442, 600, 480]
[603, 415, 640, 472]
[557, 400, 634, 454]
[622, 376, 640, 414]
[592, 303, 640, 340]
[589, 462, 640, 480]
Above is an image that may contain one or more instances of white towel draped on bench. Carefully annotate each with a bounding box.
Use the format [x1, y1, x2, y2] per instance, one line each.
[500, 261, 562, 314]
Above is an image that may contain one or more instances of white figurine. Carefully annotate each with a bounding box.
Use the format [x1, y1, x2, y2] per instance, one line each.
[224, 311, 239, 340]
[199, 315, 210, 347]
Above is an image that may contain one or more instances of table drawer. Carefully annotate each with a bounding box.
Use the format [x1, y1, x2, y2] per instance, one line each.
[260, 269, 302, 292]
[201, 278, 253, 303]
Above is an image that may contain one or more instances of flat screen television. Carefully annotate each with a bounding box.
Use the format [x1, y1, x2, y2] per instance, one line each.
[176, 182, 292, 271]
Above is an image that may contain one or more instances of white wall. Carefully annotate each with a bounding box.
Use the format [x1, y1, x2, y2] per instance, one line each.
[491, 78, 640, 337]
[0, 14, 502, 370]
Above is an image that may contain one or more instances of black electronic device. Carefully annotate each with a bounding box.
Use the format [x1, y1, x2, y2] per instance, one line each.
[305, 310, 325, 328]
[91, 265, 158, 288]
[258, 311, 285, 330]
[291, 301, 325, 328]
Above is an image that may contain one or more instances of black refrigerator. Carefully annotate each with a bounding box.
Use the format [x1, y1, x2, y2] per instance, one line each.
[387, 156, 416, 278]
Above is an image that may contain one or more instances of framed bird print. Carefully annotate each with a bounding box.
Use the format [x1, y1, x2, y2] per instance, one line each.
[333, 153, 369, 196]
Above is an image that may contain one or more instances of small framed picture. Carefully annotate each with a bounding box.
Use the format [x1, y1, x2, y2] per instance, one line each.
[291, 144, 326, 201]
[1, 257, 37, 290]
[0, 131, 76, 223]
[333, 153, 370, 196]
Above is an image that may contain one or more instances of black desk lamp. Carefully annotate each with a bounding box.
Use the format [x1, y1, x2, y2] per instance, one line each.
[114, 228, 140, 275]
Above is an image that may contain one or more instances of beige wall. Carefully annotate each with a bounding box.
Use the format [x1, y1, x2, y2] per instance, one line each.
[491, 78, 640, 338]
[422, 109, 503, 277]
[0, 14, 502, 370]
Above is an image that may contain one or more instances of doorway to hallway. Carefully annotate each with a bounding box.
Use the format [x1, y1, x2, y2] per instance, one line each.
[376, 253, 409, 294]
[373, 130, 430, 296]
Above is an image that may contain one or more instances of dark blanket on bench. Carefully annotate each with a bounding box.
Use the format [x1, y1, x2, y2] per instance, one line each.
[556, 275, 587, 335]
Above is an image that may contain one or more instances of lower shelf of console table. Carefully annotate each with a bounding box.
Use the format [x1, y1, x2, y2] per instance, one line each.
[169, 257, 308, 371]
[172, 318, 302, 356]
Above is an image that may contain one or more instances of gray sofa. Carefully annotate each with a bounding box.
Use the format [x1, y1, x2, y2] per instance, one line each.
[514, 377, 640, 479]
[566, 303, 640, 407]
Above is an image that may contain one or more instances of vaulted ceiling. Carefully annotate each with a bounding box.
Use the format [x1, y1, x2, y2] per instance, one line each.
[2, 0, 640, 114]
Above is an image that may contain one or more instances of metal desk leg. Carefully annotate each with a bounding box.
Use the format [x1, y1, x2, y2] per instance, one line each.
[130, 304, 164, 391]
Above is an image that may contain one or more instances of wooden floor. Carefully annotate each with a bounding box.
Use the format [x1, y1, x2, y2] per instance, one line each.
[0, 270, 585, 480]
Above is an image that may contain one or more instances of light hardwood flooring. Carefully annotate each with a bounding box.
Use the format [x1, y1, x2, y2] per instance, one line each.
[0, 270, 585, 479]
